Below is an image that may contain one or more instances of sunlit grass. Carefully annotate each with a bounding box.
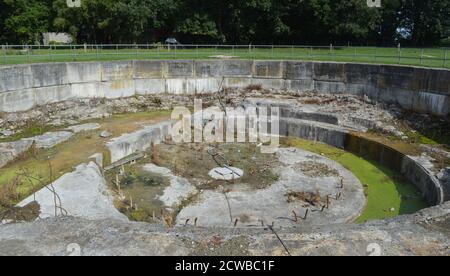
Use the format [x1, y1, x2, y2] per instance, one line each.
[1, 46, 449, 69]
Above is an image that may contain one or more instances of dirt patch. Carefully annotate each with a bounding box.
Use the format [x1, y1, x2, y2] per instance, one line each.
[245, 84, 263, 92]
[187, 235, 250, 256]
[153, 142, 280, 190]
[296, 161, 339, 178]
[0, 201, 40, 223]
[285, 191, 327, 207]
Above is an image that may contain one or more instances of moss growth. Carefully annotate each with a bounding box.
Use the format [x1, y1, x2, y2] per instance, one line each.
[0, 121, 55, 143]
[106, 161, 170, 223]
[404, 130, 440, 145]
[282, 137, 428, 223]
[0, 111, 171, 213]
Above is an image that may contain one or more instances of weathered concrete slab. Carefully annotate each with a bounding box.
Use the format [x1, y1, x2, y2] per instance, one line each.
[106, 121, 172, 163]
[66, 123, 101, 133]
[0, 60, 448, 116]
[0, 65, 33, 92]
[280, 118, 349, 149]
[23, 131, 73, 149]
[30, 63, 68, 88]
[425, 69, 450, 96]
[194, 78, 221, 94]
[101, 61, 133, 81]
[209, 167, 244, 181]
[177, 148, 365, 227]
[315, 81, 346, 94]
[70, 82, 103, 98]
[0, 140, 33, 168]
[413, 92, 450, 116]
[403, 156, 445, 204]
[379, 87, 416, 110]
[224, 77, 251, 89]
[377, 65, 418, 91]
[0, 202, 448, 256]
[135, 79, 166, 95]
[166, 60, 193, 78]
[285, 61, 313, 80]
[133, 60, 164, 79]
[101, 80, 135, 99]
[287, 79, 314, 91]
[143, 164, 197, 211]
[253, 61, 283, 78]
[251, 78, 286, 90]
[222, 60, 253, 77]
[344, 63, 379, 85]
[18, 162, 128, 222]
[166, 79, 186, 94]
[279, 108, 339, 125]
[34, 85, 74, 106]
[345, 83, 379, 98]
[195, 61, 223, 78]
[66, 62, 101, 83]
[313, 62, 345, 82]
[0, 89, 36, 112]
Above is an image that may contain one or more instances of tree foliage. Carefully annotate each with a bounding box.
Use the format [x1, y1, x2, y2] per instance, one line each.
[0, 0, 448, 46]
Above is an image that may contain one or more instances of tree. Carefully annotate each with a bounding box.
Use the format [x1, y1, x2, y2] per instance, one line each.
[0, 0, 449, 46]
[375, 0, 402, 46]
[398, 0, 450, 46]
[298, 0, 382, 45]
[0, 0, 50, 44]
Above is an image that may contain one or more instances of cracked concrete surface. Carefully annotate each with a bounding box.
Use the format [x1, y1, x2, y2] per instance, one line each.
[17, 162, 128, 222]
[175, 148, 365, 227]
[0, 202, 448, 256]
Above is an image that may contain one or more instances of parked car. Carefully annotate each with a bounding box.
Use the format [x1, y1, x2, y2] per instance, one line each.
[165, 38, 179, 45]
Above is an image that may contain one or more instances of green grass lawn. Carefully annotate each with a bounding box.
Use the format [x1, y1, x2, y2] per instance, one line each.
[282, 138, 428, 223]
[1, 46, 449, 69]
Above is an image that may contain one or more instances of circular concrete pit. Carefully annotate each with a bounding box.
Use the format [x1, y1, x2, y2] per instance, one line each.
[171, 148, 365, 227]
[0, 60, 448, 255]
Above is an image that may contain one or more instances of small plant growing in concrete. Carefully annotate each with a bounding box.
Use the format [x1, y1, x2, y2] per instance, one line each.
[120, 173, 135, 187]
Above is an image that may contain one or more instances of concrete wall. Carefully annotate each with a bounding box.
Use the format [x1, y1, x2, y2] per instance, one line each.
[343, 133, 445, 205]
[1, 60, 449, 115]
[280, 118, 445, 206]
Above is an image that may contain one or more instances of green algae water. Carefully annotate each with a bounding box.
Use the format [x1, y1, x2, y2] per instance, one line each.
[282, 138, 428, 223]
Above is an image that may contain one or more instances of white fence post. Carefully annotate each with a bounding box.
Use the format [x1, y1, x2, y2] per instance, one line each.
[420, 49, 424, 65]
[444, 50, 448, 68]
[2, 45, 6, 64]
[26, 46, 30, 63]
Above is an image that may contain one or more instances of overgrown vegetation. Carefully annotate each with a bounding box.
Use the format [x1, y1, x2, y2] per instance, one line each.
[105, 156, 170, 224]
[0, 160, 66, 223]
[0, 120, 54, 143]
[0, 111, 171, 218]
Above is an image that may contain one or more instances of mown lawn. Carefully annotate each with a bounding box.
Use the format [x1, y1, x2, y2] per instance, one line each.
[1, 46, 449, 69]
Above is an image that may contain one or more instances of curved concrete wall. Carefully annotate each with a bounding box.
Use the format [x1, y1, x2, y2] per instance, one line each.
[278, 117, 446, 206]
[0, 60, 449, 115]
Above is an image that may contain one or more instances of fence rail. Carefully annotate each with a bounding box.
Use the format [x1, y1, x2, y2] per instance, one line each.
[1, 44, 449, 69]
